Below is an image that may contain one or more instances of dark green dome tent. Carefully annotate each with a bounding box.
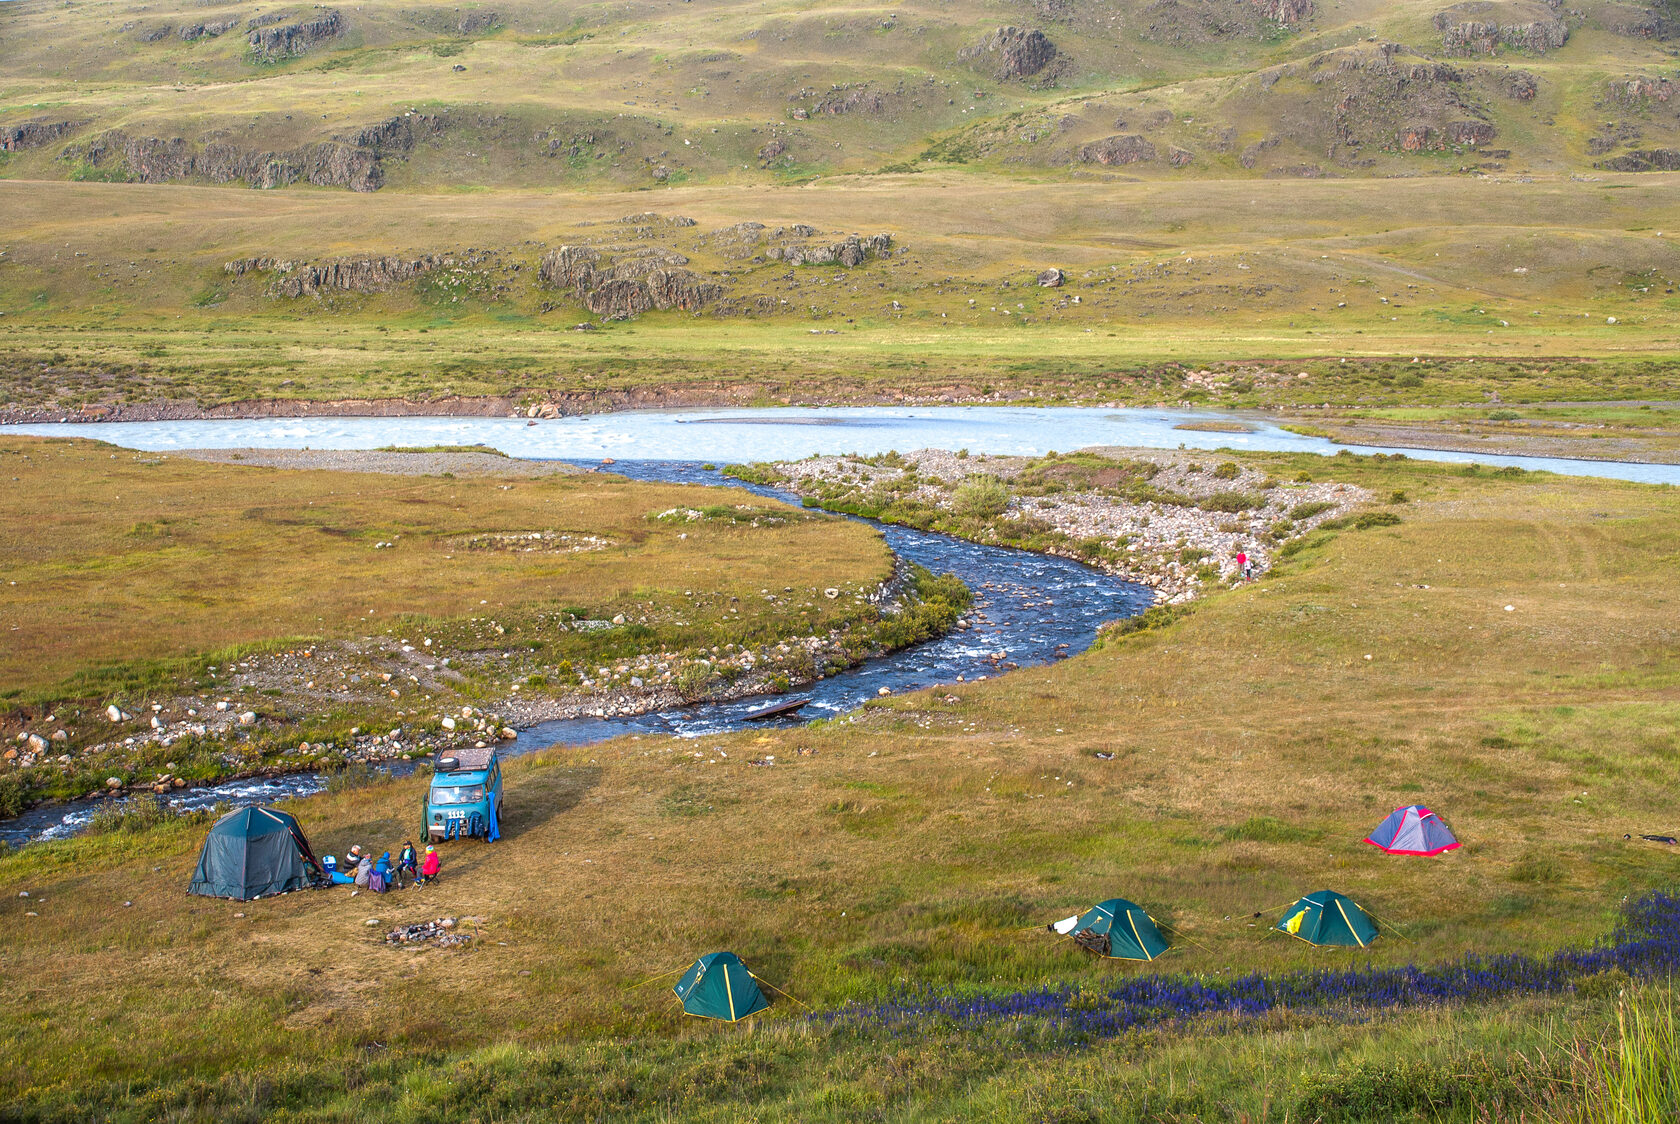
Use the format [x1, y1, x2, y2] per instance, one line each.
[672, 952, 770, 1022]
[188, 806, 323, 901]
[1276, 890, 1379, 948]
[1050, 898, 1170, 961]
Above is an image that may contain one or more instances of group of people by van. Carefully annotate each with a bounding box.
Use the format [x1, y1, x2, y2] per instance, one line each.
[323, 840, 441, 892]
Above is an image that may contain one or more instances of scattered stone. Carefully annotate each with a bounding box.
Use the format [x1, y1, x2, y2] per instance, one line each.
[106, 704, 132, 722]
[386, 917, 472, 947]
[1037, 268, 1065, 287]
[238, 711, 258, 726]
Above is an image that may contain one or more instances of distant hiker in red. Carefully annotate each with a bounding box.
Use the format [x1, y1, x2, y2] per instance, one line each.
[417, 845, 441, 885]
[1236, 550, 1250, 582]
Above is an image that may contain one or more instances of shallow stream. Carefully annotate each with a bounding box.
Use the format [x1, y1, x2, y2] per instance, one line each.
[1, 458, 1152, 843]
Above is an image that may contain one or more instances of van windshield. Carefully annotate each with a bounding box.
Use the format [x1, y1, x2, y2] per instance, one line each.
[431, 784, 484, 806]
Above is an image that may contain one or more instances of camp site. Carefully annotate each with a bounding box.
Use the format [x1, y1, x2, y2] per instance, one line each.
[6, 0, 1680, 1110]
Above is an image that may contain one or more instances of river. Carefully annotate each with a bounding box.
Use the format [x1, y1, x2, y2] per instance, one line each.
[5, 404, 1675, 843]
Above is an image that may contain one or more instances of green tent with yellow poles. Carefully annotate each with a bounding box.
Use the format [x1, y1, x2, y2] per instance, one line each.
[1048, 898, 1171, 961]
[1276, 890, 1379, 948]
[672, 952, 771, 1022]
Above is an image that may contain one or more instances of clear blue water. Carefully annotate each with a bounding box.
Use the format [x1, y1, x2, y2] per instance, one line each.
[9, 405, 1680, 483]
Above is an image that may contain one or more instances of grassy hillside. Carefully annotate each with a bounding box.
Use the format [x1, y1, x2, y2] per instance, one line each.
[4, 0, 1680, 413]
[3, 449, 1678, 1119]
[5, 0, 1680, 188]
[3, 172, 1680, 415]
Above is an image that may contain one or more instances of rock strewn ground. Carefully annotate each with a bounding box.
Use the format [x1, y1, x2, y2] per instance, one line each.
[769, 448, 1371, 603]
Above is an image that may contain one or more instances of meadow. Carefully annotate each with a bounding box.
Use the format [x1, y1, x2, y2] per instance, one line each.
[0, 437, 902, 806]
[3, 448, 1678, 1119]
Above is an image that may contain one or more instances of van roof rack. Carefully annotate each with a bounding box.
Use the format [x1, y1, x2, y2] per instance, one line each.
[436, 746, 495, 773]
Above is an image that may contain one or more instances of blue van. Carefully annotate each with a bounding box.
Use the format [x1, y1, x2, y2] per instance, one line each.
[424, 746, 503, 842]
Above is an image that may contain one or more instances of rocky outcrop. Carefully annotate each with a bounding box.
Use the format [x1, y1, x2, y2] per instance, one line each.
[68, 131, 382, 191]
[1501, 70, 1540, 99]
[538, 246, 723, 318]
[1167, 145, 1196, 166]
[1595, 148, 1680, 171]
[1249, 0, 1314, 24]
[340, 113, 447, 152]
[179, 18, 239, 40]
[248, 9, 344, 60]
[224, 255, 442, 296]
[1434, 9, 1568, 54]
[1079, 134, 1157, 165]
[1397, 124, 1495, 152]
[455, 10, 499, 34]
[1605, 76, 1677, 105]
[1602, 4, 1677, 39]
[765, 233, 893, 266]
[0, 120, 84, 151]
[1446, 120, 1498, 145]
[810, 86, 887, 115]
[1037, 268, 1065, 287]
[959, 27, 1061, 80]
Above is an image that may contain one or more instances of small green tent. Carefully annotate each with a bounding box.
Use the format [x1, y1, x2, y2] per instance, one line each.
[188, 806, 322, 901]
[1276, 890, 1379, 948]
[1052, 898, 1170, 961]
[673, 952, 770, 1022]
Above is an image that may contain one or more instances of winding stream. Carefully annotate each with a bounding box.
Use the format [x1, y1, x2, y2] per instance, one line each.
[1, 459, 1153, 844]
[6, 404, 1676, 843]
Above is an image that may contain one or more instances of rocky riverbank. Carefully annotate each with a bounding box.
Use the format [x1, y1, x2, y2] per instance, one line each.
[0, 383, 1081, 426]
[755, 448, 1375, 604]
[2, 554, 957, 816]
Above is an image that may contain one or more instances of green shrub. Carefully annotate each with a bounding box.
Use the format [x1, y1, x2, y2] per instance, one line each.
[0, 773, 26, 818]
[1288, 501, 1335, 520]
[324, 760, 386, 794]
[1097, 604, 1190, 645]
[952, 476, 1010, 519]
[1212, 461, 1240, 480]
[1198, 490, 1265, 513]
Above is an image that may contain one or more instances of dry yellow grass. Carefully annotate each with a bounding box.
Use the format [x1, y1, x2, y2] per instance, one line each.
[3, 452, 1678, 1110]
[0, 436, 892, 698]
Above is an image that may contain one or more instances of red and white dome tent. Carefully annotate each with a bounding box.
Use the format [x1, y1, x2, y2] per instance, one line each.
[1365, 805, 1460, 856]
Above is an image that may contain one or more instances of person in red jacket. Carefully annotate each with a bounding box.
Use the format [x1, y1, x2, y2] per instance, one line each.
[1235, 550, 1249, 582]
[417, 845, 441, 886]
